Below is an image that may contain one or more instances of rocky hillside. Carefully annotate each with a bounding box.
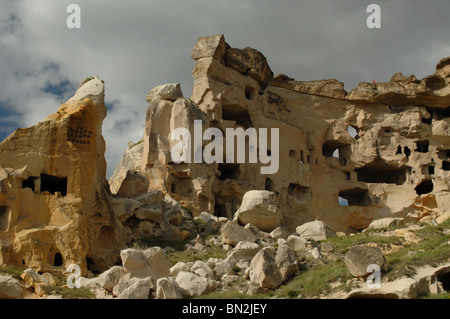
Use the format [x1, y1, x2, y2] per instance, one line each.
[0, 34, 449, 299]
[1, 208, 449, 299]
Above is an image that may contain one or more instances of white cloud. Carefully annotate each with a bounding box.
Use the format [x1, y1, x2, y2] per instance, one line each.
[0, 0, 449, 178]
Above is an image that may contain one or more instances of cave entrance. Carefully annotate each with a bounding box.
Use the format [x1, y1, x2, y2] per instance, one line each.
[218, 163, 240, 180]
[322, 140, 351, 166]
[437, 271, 450, 291]
[0, 206, 10, 231]
[415, 180, 433, 195]
[22, 176, 38, 192]
[415, 140, 429, 153]
[356, 158, 408, 185]
[40, 173, 67, 196]
[54, 252, 63, 267]
[222, 104, 254, 129]
[97, 226, 115, 250]
[339, 188, 371, 206]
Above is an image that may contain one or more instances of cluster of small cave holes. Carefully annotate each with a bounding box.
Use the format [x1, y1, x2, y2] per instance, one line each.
[67, 126, 92, 145]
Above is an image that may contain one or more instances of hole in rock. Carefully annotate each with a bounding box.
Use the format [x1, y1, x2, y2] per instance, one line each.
[396, 146, 402, 155]
[265, 178, 274, 191]
[437, 271, 450, 291]
[347, 126, 358, 138]
[218, 163, 240, 181]
[338, 196, 349, 206]
[0, 206, 9, 231]
[443, 161, 450, 171]
[415, 140, 429, 153]
[222, 104, 253, 129]
[428, 166, 435, 175]
[322, 141, 351, 166]
[53, 253, 63, 267]
[339, 188, 371, 206]
[244, 86, 256, 100]
[356, 158, 407, 185]
[415, 180, 433, 195]
[22, 176, 37, 192]
[40, 173, 67, 196]
[404, 146, 411, 158]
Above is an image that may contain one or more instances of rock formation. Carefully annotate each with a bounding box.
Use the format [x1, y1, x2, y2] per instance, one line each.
[0, 33, 449, 289]
[0, 76, 126, 275]
[111, 33, 450, 235]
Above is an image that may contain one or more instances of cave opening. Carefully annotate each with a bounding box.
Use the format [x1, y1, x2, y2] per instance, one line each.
[0, 206, 9, 231]
[437, 271, 450, 291]
[54, 252, 63, 267]
[218, 163, 240, 180]
[222, 104, 254, 129]
[443, 161, 450, 171]
[40, 173, 67, 196]
[22, 176, 37, 192]
[415, 140, 429, 153]
[415, 180, 433, 195]
[339, 188, 371, 206]
[356, 158, 407, 185]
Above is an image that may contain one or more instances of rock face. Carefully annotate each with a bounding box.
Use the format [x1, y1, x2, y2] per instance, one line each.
[0, 76, 125, 274]
[234, 190, 280, 232]
[344, 245, 386, 277]
[109, 33, 450, 235]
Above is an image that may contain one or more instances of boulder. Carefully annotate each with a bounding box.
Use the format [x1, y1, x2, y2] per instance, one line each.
[97, 266, 126, 291]
[368, 217, 404, 229]
[134, 203, 163, 223]
[235, 190, 280, 232]
[146, 83, 183, 102]
[191, 34, 227, 62]
[135, 190, 165, 205]
[287, 235, 309, 253]
[249, 247, 283, 290]
[117, 277, 154, 299]
[116, 170, 149, 198]
[295, 220, 336, 241]
[175, 271, 220, 297]
[227, 241, 261, 262]
[221, 221, 257, 246]
[344, 246, 386, 277]
[0, 275, 26, 299]
[190, 260, 214, 278]
[225, 46, 273, 83]
[275, 243, 298, 281]
[120, 247, 170, 279]
[156, 277, 183, 299]
[270, 226, 291, 240]
[346, 277, 418, 299]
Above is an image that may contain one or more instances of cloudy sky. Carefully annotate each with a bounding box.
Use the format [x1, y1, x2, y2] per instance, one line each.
[1, 0, 449, 178]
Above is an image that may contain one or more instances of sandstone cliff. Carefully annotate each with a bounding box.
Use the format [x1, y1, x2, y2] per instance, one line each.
[112, 34, 450, 235]
[0, 77, 126, 275]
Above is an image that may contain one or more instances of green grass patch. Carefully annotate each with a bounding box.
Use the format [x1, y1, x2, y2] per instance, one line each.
[0, 265, 25, 280]
[323, 233, 403, 255]
[54, 286, 96, 299]
[275, 259, 352, 298]
[197, 290, 270, 299]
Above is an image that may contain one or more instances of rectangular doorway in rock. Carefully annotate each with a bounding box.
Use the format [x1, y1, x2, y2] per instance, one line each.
[339, 188, 371, 206]
[40, 173, 67, 196]
[356, 158, 408, 185]
[0, 206, 10, 231]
